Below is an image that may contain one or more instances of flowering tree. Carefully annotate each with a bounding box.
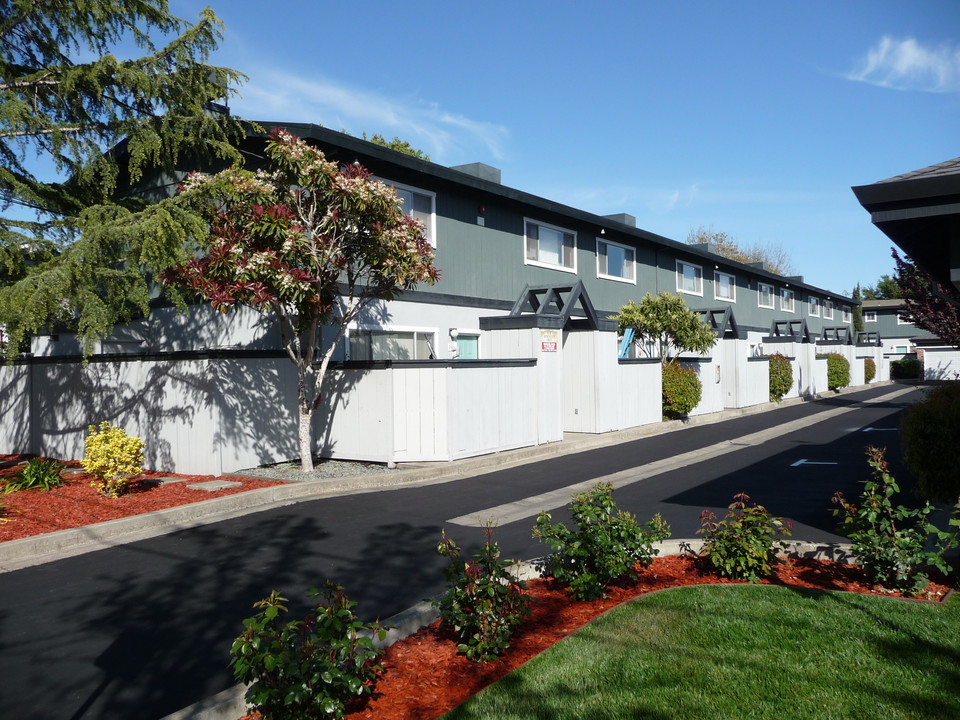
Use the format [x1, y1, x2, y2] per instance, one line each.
[892, 249, 960, 349]
[164, 129, 439, 470]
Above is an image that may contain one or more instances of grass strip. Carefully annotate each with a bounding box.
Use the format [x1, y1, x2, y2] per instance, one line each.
[445, 584, 960, 720]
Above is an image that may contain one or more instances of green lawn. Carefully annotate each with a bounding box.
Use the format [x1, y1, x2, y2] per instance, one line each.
[444, 585, 960, 720]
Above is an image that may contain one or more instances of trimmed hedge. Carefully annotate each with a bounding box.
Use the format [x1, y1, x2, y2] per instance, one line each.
[891, 357, 922, 379]
[901, 382, 960, 503]
[768, 353, 793, 402]
[864, 357, 876, 384]
[826, 353, 850, 391]
[662, 362, 701, 419]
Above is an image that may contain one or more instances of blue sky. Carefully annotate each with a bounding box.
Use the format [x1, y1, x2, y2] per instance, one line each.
[171, 0, 959, 296]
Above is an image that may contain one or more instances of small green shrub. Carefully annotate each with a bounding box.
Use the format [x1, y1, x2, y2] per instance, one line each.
[832, 447, 953, 595]
[864, 357, 876, 384]
[5, 457, 64, 491]
[826, 352, 850, 391]
[891, 357, 922, 379]
[533, 482, 671, 600]
[661, 362, 702, 419]
[901, 383, 960, 503]
[768, 353, 793, 401]
[230, 582, 386, 720]
[698, 493, 792, 582]
[82, 421, 145, 497]
[434, 525, 531, 662]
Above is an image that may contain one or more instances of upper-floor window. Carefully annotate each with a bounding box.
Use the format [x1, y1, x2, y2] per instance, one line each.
[714, 271, 736, 302]
[676, 260, 703, 296]
[781, 288, 795, 312]
[842, 307, 852, 323]
[379, 180, 436, 246]
[597, 239, 635, 283]
[823, 300, 834, 320]
[809, 296, 821, 317]
[897, 314, 911, 325]
[758, 282, 774, 309]
[525, 219, 576, 272]
[864, 311, 877, 323]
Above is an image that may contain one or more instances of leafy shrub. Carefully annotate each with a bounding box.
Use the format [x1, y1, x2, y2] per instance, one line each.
[434, 526, 531, 662]
[533, 482, 671, 600]
[891, 357, 922, 379]
[826, 352, 850, 391]
[832, 447, 953, 595]
[864, 357, 876, 384]
[5, 457, 64, 491]
[82, 421, 145, 497]
[768, 353, 793, 401]
[901, 383, 960, 503]
[230, 582, 386, 720]
[698, 493, 792, 582]
[661, 362, 702, 419]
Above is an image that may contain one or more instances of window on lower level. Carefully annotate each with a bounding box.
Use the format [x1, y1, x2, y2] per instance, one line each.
[676, 260, 703, 296]
[758, 282, 774, 309]
[781, 288, 795, 312]
[525, 220, 576, 271]
[714, 271, 736, 302]
[349, 329, 436, 361]
[597, 239, 635, 282]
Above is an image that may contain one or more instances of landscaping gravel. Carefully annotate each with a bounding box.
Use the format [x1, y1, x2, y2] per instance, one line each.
[236, 457, 395, 483]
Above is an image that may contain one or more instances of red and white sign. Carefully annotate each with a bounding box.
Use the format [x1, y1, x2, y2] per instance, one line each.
[540, 329, 559, 352]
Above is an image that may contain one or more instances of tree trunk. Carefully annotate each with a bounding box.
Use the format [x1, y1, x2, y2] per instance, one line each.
[298, 403, 315, 472]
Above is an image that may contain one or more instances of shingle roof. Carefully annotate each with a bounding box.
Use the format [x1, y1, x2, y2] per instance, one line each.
[875, 157, 960, 184]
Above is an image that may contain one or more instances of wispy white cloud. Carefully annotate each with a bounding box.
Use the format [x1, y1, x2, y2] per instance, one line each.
[847, 36, 960, 93]
[230, 69, 510, 163]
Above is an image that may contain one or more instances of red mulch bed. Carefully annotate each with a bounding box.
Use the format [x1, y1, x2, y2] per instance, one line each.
[239, 554, 954, 720]
[0, 454, 284, 542]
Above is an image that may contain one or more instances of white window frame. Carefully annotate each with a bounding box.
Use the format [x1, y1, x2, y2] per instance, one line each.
[676, 260, 703, 296]
[346, 324, 438, 361]
[781, 288, 795, 313]
[757, 282, 775, 309]
[864, 311, 877, 323]
[378, 179, 436, 247]
[596, 238, 636, 284]
[897, 314, 911, 325]
[823, 300, 834, 320]
[524, 218, 577, 273]
[809, 296, 821, 317]
[714, 271, 736, 303]
[842, 307, 852, 324]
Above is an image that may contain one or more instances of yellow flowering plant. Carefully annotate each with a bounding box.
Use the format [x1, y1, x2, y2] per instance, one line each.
[82, 421, 145, 498]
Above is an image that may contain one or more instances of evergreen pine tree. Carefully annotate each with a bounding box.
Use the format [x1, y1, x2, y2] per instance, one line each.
[0, 1, 248, 359]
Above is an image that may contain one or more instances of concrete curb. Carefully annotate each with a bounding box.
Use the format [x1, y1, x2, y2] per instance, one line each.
[160, 539, 856, 720]
[0, 382, 897, 573]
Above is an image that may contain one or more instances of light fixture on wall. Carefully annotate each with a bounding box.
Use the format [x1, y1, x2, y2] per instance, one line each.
[449, 328, 459, 339]
[600, 228, 605, 235]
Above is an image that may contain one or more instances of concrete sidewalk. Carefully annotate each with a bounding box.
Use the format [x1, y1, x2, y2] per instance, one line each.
[0, 382, 899, 574]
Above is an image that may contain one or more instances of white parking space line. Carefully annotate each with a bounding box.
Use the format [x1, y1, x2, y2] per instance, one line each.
[447, 386, 916, 528]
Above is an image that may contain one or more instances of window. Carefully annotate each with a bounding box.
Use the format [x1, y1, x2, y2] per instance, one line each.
[758, 282, 774, 309]
[842, 307, 852, 323]
[714, 271, 736, 302]
[823, 300, 834, 320]
[781, 288, 795, 312]
[809, 296, 821, 317]
[597, 239, 635, 283]
[525, 220, 576, 271]
[676, 260, 703, 296]
[897, 314, 911, 325]
[382, 181, 436, 246]
[864, 311, 877, 323]
[349, 329, 436, 361]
